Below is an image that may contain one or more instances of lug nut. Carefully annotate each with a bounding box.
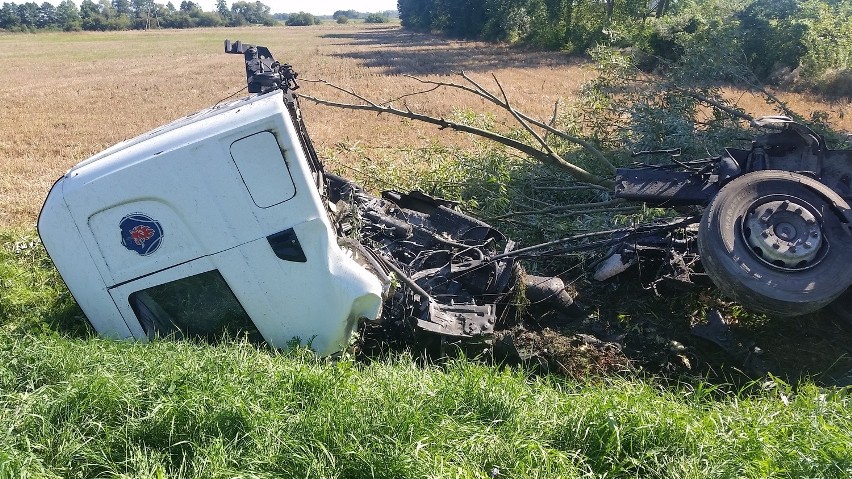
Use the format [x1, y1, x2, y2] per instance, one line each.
[772, 243, 780, 250]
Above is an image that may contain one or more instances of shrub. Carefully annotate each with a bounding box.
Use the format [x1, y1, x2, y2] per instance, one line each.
[364, 13, 388, 24]
[811, 68, 852, 98]
[285, 12, 320, 26]
[799, 0, 852, 79]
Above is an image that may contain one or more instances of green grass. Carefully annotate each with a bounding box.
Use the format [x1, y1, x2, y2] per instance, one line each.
[1, 231, 851, 478]
[0, 334, 850, 478]
[0, 230, 86, 337]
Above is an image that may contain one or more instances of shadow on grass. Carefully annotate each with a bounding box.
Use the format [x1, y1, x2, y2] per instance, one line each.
[321, 28, 582, 75]
[728, 310, 852, 387]
[589, 275, 852, 388]
[43, 292, 92, 338]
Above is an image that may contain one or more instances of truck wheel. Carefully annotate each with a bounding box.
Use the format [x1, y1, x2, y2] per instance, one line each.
[829, 288, 852, 325]
[698, 170, 851, 317]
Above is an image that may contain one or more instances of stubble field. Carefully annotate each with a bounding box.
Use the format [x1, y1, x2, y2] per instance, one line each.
[0, 25, 586, 227]
[1, 24, 849, 228]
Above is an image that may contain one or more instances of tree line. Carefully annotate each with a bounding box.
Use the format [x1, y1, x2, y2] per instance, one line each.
[275, 10, 396, 26]
[332, 9, 397, 20]
[397, 0, 852, 89]
[0, 0, 278, 31]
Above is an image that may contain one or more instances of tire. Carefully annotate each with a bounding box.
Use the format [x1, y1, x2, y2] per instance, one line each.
[829, 288, 852, 325]
[698, 170, 852, 317]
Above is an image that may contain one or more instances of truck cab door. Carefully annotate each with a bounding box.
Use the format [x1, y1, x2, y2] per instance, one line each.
[108, 219, 382, 356]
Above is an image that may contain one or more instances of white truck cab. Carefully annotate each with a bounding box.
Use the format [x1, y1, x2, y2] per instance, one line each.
[39, 90, 383, 355]
[38, 41, 561, 355]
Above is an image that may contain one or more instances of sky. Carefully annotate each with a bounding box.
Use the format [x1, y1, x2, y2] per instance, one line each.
[197, 0, 398, 15]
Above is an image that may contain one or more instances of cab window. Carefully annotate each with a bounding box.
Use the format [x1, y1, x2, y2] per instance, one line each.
[230, 131, 296, 208]
[129, 270, 262, 343]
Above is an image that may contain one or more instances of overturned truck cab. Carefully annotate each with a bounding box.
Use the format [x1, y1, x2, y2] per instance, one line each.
[39, 90, 387, 355]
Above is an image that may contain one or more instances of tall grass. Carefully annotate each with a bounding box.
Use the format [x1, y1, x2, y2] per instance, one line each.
[0, 230, 85, 336]
[0, 233, 849, 478]
[0, 333, 849, 478]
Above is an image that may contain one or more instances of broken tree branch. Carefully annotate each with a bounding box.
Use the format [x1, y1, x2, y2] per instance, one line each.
[309, 79, 378, 108]
[679, 88, 789, 131]
[489, 199, 627, 220]
[299, 84, 616, 188]
[383, 85, 442, 105]
[533, 184, 613, 193]
[544, 99, 560, 142]
[401, 73, 617, 173]
[492, 74, 556, 156]
[753, 86, 802, 121]
[679, 89, 758, 126]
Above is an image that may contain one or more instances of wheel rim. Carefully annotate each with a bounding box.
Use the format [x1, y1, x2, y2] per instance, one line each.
[741, 194, 829, 271]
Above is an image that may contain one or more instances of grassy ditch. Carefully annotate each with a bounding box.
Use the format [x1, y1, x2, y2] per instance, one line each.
[1, 232, 851, 478]
[0, 333, 850, 479]
[0, 230, 86, 337]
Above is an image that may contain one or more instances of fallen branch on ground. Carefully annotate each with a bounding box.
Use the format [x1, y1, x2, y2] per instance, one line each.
[300, 76, 617, 189]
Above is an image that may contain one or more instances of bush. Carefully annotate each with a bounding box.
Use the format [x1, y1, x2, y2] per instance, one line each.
[735, 0, 808, 81]
[810, 68, 852, 98]
[195, 11, 225, 27]
[336, 15, 348, 24]
[285, 11, 320, 26]
[799, 0, 852, 79]
[333, 9, 358, 20]
[364, 13, 388, 24]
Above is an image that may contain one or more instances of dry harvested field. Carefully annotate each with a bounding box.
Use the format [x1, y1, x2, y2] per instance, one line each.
[0, 25, 588, 228]
[1, 24, 850, 228]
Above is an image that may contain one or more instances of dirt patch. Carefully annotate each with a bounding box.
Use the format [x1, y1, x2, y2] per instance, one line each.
[357, 261, 852, 387]
[496, 329, 632, 378]
[545, 271, 852, 386]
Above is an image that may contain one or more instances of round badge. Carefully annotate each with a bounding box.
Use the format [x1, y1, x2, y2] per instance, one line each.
[120, 213, 164, 256]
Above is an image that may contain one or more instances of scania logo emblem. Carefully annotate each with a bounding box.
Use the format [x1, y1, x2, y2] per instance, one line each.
[120, 213, 163, 256]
